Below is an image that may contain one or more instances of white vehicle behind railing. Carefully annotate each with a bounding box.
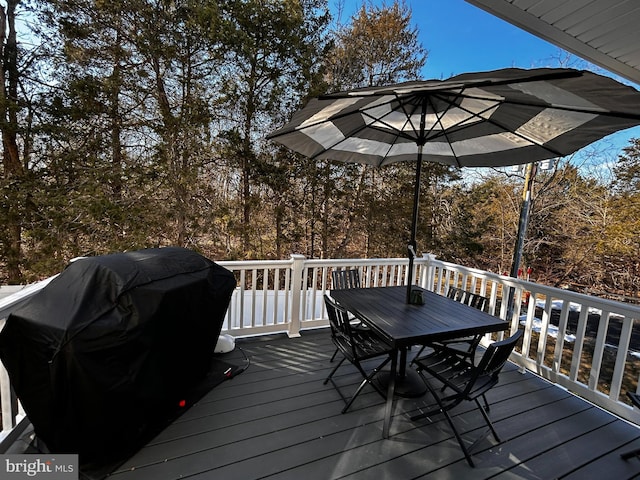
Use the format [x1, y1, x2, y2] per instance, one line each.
[1, 254, 639, 445]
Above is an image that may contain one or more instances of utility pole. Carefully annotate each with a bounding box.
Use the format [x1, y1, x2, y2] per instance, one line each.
[510, 162, 537, 278]
[507, 162, 537, 321]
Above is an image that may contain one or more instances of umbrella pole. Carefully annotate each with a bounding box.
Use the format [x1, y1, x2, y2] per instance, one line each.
[406, 146, 424, 304]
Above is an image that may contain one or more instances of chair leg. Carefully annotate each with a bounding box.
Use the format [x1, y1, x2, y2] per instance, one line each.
[413, 375, 476, 467]
[330, 347, 339, 362]
[442, 408, 475, 467]
[410, 345, 428, 365]
[475, 398, 500, 443]
[430, 387, 475, 467]
[481, 393, 490, 412]
[342, 357, 392, 413]
[324, 357, 346, 385]
[621, 448, 640, 460]
[363, 357, 392, 398]
[342, 378, 370, 413]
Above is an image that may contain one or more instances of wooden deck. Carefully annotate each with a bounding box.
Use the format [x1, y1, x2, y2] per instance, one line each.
[99, 330, 640, 479]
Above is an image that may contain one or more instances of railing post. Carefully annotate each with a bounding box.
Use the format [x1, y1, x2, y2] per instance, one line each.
[288, 254, 305, 338]
[420, 253, 437, 291]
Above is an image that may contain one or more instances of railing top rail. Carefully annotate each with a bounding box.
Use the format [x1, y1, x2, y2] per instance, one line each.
[217, 259, 293, 268]
[431, 258, 640, 318]
[217, 257, 415, 273]
[299, 257, 410, 267]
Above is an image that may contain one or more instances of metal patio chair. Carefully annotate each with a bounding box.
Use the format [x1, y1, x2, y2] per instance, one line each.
[331, 268, 361, 290]
[411, 330, 523, 467]
[323, 294, 393, 413]
[432, 289, 490, 365]
[329, 268, 364, 362]
[412, 287, 491, 366]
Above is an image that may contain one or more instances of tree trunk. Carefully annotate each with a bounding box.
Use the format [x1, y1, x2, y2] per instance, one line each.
[336, 165, 367, 256]
[241, 63, 258, 255]
[0, 1, 24, 283]
[109, 31, 123, 198]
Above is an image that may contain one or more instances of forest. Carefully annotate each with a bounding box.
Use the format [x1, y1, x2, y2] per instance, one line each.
[0, 0, 638, 301]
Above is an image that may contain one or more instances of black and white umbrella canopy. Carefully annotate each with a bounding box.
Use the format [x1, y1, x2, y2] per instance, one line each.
[269, 68, 640, 168]
[268, 67, 640, 301]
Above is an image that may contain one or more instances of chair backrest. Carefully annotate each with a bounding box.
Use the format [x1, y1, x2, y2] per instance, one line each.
[466, 292, 488, 312]
[456, 330, 522, 400]
[447, 287, 487, 312]
[324, 294, 356, 356]
[446, 286, 465, 301]
[476, 330, 523, 379]
[332, 269, 361, 290]
[324, 294, 351, 333]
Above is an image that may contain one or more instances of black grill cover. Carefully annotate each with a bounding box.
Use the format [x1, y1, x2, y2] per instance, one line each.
[0, 247, 235, 463]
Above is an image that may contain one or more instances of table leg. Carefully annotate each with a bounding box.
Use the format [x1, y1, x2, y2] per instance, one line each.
[376, 346, 427, 398]
[399, 348, 408, 376]
[382, 348, 397, 439]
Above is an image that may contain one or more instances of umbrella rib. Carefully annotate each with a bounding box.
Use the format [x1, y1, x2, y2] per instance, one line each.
[301, 97, 414, 162]
[267, 94, 404, 141]
[358, 117, 407, 160]
[317, 69, 583, 100]
[360, 110, 420, 143]
[332, 92, 425, 155]
[427, 90, 567, 158]
[424, 94, 464, 168]
[457, 91, 640, 120]
[332, 92, 429, 162]
[393, 92, 422, 140]
[365, 93, 427, 160]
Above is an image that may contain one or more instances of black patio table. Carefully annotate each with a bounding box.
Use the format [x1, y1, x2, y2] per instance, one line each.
[330, 285, 509, 438]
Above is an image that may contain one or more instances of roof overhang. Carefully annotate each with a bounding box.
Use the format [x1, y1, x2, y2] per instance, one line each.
[465, 0, 640, 86]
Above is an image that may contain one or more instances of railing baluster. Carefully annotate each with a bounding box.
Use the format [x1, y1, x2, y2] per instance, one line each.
[553, 299, 572, 377]
[262, 268, 268, 326]
[273, 268, 281, 325]
[570, 306, 590, 382]
[536, 295, 552, 366]
[610, 315, 634, 402]
[589, 310, 611, 391]
[521, 292, 536, 359]
[239, 270, 246, 328]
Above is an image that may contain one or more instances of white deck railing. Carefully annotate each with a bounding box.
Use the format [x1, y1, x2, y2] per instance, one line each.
[1, 254, 639, 444]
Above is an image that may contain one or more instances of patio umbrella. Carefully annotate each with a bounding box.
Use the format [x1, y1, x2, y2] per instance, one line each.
[267, 67, 640, 303]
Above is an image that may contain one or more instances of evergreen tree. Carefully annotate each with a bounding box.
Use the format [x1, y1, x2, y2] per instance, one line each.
[216, 0, 330, 257]
[318, 0, 431, 258]
[605, 139, 640, 298]
[0, 0, 35, 282]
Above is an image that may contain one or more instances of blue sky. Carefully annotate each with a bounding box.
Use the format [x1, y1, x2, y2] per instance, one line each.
[332, 0, 640, 170]
[336, 0, 608, 79]
[335, 0, 575, 76]
[411, 0, 570, 78]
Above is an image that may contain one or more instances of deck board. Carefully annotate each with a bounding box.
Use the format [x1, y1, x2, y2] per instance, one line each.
[104, 329, 640, 480]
